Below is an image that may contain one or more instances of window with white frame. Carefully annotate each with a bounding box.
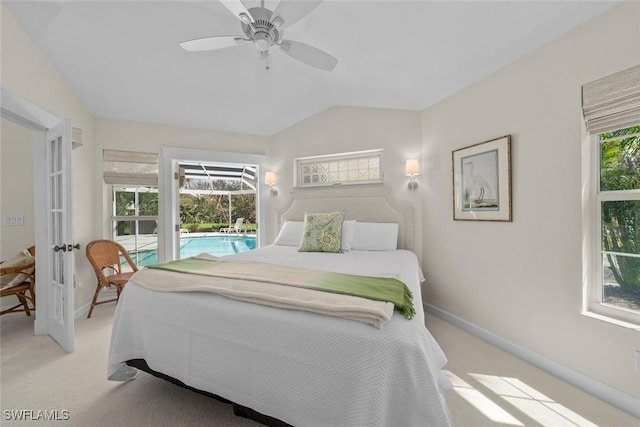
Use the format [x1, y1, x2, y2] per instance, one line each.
[111, 185, 158, 267]
[582, 65, 640, 327]
[295, 149, 383, 188]
[104, 149, 159, 268]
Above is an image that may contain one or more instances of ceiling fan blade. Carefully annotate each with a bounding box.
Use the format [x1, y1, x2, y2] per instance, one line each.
[179, 36, 244, 52]
[271, 0, 323, 28]
[219, 0, 254, 23]
[279, 40, 337, 71]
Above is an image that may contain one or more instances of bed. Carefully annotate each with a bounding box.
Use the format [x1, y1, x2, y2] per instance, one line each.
[108, 187, 452, 427]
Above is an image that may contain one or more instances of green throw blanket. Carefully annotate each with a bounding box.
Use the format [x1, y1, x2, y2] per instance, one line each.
[147, 255, 415, 320]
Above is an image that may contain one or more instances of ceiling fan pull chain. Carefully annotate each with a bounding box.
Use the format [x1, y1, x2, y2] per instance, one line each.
[261, 49, 270, 71]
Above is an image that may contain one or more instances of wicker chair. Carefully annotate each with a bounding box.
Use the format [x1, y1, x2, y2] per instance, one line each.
[0, 246, 36, 316]
[86, 240, 138, 318]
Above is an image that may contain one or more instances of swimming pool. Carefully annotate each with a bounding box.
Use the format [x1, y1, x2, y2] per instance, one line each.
[133, 234, 257, 267]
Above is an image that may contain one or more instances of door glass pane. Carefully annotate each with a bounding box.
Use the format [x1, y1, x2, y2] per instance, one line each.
[56, 136, 62, 172]
[50, 138, 56, 171]
[58, 249, 64, 283]
[50, 177, 56, 211]
[56, 174, 62, 210]
[52, 246, 58, 281]
[58, 210, 63, 245]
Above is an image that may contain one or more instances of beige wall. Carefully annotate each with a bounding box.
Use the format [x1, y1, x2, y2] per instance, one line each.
[267, 106, 423, 242]
[0, 118, 34, 259]
[93, 118, 267, 156]
[420, 1, 640, 400]
[1, 4, 96, 309]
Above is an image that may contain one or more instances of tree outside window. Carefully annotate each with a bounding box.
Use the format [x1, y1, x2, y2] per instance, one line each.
[599, 124, 640, 314]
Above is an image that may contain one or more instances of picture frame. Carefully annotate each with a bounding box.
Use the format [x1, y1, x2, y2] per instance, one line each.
[452, 135, 512, 222]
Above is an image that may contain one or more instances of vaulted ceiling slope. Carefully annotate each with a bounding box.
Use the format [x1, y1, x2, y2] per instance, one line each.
[5, 1, 619, 136]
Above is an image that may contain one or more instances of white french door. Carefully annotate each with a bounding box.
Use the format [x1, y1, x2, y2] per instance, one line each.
[2, 88, 75, 352]
[44, 120, 74, 352]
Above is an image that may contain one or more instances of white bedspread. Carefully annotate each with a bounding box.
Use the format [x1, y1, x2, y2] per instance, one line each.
[108, 245, 452, 427]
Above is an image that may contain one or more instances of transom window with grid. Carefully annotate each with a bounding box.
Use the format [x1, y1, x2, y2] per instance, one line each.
[295, 149, 383, 187]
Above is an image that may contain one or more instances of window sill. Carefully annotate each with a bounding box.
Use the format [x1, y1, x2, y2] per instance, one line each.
[581, 310, 640, 332]
[294, 181, 384, 189]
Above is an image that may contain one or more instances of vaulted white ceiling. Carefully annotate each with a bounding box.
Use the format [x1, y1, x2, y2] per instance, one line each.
[5, 1, 618, 136]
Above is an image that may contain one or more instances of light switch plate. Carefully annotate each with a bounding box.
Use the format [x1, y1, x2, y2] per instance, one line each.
[3, 215, 25, 226]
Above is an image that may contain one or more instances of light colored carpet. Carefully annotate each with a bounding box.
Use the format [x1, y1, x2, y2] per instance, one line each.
[1, 303, 638, 427]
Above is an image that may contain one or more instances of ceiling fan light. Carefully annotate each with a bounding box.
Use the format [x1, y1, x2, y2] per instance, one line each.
[254, 32, 270, 51]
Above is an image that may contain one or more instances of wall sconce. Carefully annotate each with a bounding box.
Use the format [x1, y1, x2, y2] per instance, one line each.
[265, 171, 278, 195]
[405, 159, 420, 190]
[72, 127, 83, 149]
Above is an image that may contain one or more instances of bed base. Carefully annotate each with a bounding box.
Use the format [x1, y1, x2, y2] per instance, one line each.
[126, 359, 292, 427]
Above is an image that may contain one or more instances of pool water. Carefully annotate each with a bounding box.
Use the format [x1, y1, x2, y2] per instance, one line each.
[134, 235, 257, 267]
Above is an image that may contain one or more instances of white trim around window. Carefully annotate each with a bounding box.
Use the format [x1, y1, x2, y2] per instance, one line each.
[582, 128, 640, 331]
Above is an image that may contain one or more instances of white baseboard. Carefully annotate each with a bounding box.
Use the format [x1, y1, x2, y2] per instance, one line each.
[3, 289, 116, 319]
[74, 302, 90, 319]
[74, 289, 117, 319]
[424, 303, 640, 419]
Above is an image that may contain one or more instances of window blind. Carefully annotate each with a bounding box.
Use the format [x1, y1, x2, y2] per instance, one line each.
[582, 64, 640, 135]
[103, 149, 158, 186]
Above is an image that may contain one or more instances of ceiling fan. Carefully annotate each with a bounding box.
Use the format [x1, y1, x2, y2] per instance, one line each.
[179, 0, 338, 71]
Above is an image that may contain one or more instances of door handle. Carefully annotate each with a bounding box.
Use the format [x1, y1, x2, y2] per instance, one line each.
[54, 243, 80, 252]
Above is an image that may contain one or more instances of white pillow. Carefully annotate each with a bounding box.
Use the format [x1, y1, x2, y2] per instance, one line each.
[274, 219, 357, 251]
[273, 221, 305, 246]
[351, 222, 399, 251]
[341, 220, 356, 251]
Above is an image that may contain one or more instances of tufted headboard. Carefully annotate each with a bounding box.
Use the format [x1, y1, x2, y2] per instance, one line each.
[277, 186, 419, 260]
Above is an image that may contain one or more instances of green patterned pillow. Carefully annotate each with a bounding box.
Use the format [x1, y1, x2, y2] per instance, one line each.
[299, 210, 346, 253]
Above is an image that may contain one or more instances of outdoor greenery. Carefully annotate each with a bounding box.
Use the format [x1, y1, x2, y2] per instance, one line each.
[112, 179, 257, 236]
[600, 125, 640, 295]
[114, 189, 158, 216]
[180, 179, 256, 231]
[114, 187, 158, 235]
